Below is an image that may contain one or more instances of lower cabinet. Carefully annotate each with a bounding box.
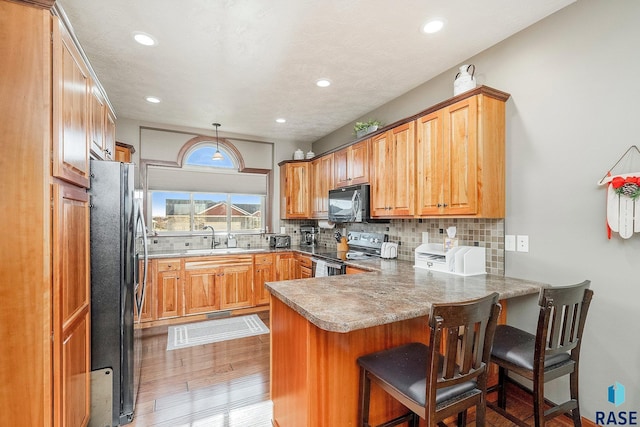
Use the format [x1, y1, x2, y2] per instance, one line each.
[135, 260, 154, 322]
[183, 270, 220, 315]
[156, 260, 182, 319]
[219, 263, 253, 309]
[275, 252, 297, 281]
[296, 253, 313, 279]
[254, 254, 275, 306]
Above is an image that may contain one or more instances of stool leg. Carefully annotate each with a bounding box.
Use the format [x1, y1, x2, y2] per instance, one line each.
[497, 366, 507, 409]
[358, 368, 371, 427]
[570, 369, 582, 427]
[458, 409, 468, 426]
[533, 375, 544, 427]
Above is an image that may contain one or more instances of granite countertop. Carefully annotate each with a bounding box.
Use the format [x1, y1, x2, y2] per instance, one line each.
[265, 260, 546, 333]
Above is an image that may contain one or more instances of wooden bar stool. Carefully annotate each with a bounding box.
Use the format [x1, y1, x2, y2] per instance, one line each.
[487, 280, 593, 427]
[357, 292, 502, 427]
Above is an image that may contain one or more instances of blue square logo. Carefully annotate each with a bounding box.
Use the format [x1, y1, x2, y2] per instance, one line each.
[608, 382, 626, 407]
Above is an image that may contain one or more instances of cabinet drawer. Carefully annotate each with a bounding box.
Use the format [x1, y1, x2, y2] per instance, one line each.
[156, 259, 181, 272]
[298, 255, 313, 268]
[254, 254, 274, 265]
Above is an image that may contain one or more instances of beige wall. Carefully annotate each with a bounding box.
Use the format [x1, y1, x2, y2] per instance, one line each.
[314, 0, 640, 419]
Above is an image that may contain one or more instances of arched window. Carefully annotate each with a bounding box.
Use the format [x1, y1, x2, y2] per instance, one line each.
[184, 145, 235, 169]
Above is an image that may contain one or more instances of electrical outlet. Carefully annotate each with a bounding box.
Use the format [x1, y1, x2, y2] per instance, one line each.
[505, 235, 516, 252]
[516, 235, 529, 252]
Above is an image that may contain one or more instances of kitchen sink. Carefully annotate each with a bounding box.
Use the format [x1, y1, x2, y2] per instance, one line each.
[185, 248, 267, 255]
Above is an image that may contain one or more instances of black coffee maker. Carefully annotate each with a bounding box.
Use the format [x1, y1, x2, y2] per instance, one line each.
[300, 226, 318, 246]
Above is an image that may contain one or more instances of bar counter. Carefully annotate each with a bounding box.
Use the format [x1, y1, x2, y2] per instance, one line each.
[265, 260, 545, 427]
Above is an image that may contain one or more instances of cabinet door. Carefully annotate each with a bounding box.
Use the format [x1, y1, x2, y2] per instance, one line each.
[104, 108, 116, 160]
[89, 84, 105, 159]
[334, 147, 349, 188]
[184, 270, 220, 315]
[388, 122, 415, 216]
[416, 110, 445, 215]
[53, 19, 90, 188]
[157, 271, 182, 319]
[219, 264, 253, 310]
[348, 139, 369, 185]
[370, 132, 393, 216]
[280, 162, 310, 219]
[275, 253, 297, 281]
[311, 154, 334, 218]
[52, 182, 90, 427]
[444, 97, 478, 215]
[254, 254, 275, 306]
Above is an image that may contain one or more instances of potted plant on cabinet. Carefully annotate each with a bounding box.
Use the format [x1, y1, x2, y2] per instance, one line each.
[354, 119, 381, 138]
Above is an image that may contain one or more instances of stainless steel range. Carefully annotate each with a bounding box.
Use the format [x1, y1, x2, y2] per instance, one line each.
[311, 231, 388, 276]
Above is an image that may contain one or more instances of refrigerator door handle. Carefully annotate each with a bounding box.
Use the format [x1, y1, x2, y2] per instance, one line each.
[135, 201, 149, 322]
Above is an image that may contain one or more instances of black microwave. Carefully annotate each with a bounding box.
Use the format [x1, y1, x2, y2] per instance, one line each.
[328, 184, 379, 223]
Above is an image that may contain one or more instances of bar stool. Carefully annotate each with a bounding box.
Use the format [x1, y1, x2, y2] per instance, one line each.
[487, 280, 593, 427]
[357, 292, 501, 427]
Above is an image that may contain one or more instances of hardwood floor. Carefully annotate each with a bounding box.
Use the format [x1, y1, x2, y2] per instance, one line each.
[129, 310, 575, 427]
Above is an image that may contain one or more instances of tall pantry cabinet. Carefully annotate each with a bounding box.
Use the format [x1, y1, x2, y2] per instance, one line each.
[1, 1, 113, 425]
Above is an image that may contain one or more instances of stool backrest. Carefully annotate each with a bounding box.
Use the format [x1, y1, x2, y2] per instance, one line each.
[536, 280, 593, 366]
[427, 292, 502, 405]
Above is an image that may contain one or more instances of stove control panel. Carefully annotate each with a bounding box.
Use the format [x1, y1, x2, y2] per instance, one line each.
[347, 231, 388, 253]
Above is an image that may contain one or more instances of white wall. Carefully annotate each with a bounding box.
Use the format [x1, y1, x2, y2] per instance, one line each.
[314, 0, 640, 420]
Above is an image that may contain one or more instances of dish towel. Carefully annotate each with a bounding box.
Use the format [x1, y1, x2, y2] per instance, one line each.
[314, 259, 328, 277]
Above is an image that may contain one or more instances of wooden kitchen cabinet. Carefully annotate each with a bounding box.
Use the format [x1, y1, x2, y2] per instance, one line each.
[346, 266, 368, 274]
[219, 263, 253, 310]
[275, 252, 297, 281]
[280, 161, 310, 219]
[296, 253, 313, 279]
[53, 182, 91, 427]
[370, 121, 415, 217]
[115, 141, 135, 163]
[416, 92, 507, 217]
[53, 16, 91, 188]
[254, 253, 275, 306]
[155, 259, 183, 319]
[334, 138, 369, 187]
[183, 269, 220, 315]
[310, 154, 334, 219]
[89, 81, 116, 160]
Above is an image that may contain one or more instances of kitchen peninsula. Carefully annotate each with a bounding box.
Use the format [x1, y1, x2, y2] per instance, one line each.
[266, 262, 545, 427]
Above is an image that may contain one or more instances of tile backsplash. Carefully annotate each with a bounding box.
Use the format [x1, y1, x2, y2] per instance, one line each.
[285, 218, 505, 275]
[145, 218, 504, 276]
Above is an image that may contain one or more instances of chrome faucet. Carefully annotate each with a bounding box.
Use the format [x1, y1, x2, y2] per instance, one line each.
[202, 226, 219, 249]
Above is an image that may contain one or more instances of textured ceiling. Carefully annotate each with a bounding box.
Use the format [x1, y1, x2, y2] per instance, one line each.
[57, 0, 574, 144]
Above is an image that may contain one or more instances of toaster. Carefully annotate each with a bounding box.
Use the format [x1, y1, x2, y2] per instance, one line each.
[269, 234, 291, 248]
[380, 242, 398, 259]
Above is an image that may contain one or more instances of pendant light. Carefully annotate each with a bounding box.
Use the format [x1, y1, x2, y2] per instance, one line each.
[212, 123, 224, 160]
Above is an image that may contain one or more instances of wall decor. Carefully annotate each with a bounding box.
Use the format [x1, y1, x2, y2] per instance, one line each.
[598, 145, 640, 239]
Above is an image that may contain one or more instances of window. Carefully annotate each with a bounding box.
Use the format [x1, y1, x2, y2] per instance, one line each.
[151, 191, 265, 234]
[185, 146, 235, 169]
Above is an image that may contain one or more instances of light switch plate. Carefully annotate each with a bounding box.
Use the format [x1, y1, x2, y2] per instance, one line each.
[505, 235, 516, 252]
[516, 235, 529, 252]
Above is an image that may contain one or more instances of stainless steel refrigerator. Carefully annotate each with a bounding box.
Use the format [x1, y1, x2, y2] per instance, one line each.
[89, 159, 148, 426]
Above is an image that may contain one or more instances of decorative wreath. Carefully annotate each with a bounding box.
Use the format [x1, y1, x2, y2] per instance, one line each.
[611, 176, 640, 200]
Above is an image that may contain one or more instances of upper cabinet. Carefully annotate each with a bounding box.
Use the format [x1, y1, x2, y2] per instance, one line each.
[334, 139, 369, 188]
[89, 83, 116, 161]
[416, 93, 506, 217]
[310, 154, 334, 219]
[52, 17, 91, 188]
[370, 122, 415, 217]
[280, 161, 310, 219]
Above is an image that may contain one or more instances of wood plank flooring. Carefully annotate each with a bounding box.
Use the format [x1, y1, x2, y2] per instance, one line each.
[129, 310, 575, 427]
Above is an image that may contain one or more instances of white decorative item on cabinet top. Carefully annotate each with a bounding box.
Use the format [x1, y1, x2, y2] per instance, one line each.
[293, 148, 304, 160]
[454, 64, 477, 96]
[598, 145, 640, 239]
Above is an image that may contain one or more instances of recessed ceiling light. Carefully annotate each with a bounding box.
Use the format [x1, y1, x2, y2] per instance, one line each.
[275, 118, 286, 124]
[145, 96, 161, 104]
[133, 31, 157, 46]
[316, 79, 331, 88]
[421, 19, 445, 34]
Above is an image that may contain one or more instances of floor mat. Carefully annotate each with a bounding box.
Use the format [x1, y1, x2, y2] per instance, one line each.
[167, 314, 269, 351]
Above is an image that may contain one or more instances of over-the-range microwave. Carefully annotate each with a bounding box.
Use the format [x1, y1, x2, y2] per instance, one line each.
[328, 184, 387, 223]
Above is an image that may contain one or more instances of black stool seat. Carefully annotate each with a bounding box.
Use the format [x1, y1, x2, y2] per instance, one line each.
[491, 325, 570, 370]
[357, 342, 479, 408]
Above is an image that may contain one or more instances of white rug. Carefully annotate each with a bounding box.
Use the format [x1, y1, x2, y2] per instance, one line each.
[167, 314, 269, 351]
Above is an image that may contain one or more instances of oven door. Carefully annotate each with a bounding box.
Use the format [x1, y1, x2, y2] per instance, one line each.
[311, 257, 346, 277]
